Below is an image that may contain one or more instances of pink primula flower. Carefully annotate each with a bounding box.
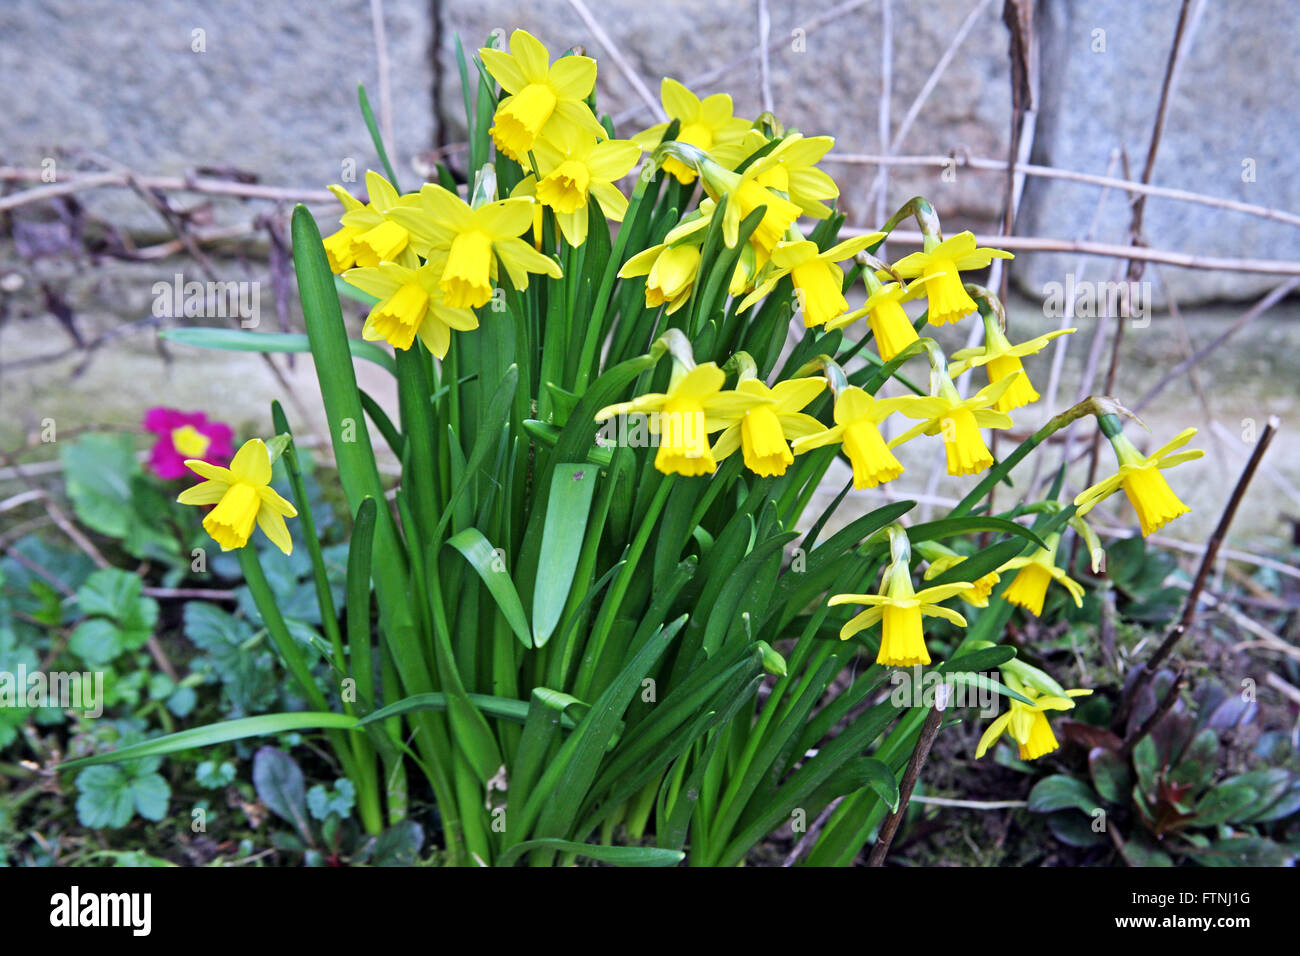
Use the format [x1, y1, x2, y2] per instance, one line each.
[142, 408, 234, 480]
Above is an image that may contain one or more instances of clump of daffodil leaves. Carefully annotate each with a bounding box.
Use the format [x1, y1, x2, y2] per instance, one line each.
[110, 28, 1207, 868]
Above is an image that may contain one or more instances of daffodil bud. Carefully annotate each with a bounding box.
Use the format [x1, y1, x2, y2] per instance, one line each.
[755, 641, 788, 677]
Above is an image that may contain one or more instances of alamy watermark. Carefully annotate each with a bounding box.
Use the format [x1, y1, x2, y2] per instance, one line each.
[0, 665, 104, 718]
[152, 273, 260, 327]
[889, 666, 999, 718]
[1042, 275, 1151, 328]
[595, 411, 708, 455]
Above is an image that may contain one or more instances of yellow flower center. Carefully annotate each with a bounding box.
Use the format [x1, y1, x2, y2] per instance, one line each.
[740, 405, 792, 477]
[966, 571, 1001, 608]
[1121, 464, 1190, 537]
[442, 230, 495, 309]
[735, 180, 800, 255]
[868, 297, 919, 360]
[492, 83, 559, 160]
[203, 482, 260, 551]
[879, 603, 930, 667]
[171, 424, 211, 459]
[371, 283, 430, 350]
[1004, 562, 1052, 616]
[537, 160, 591, 214]
[841, 420, 904, 490]
[352, 219, 409, 268]
[656, 398, 713, 476]
[1017, 708, 1061, 761]
[792, 261, 847, 328]
[938, 406, 993, 476]
[647, 244, 700, 308]
[988, 353, 1038, 411]
[923, 258, 977, 326]
[323, 225, 363, 273]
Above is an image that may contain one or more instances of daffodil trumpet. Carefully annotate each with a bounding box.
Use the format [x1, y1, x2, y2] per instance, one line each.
[829, 525, 974, 667]
[709, 356, 826, 477]
[178, 438, 297, 555]
[997, 532, 1086, 617]
[976, 667, 1092, 761]
[889, 342, 1017, 477]
[948, 298, 1075, 413]
[1074, 415, 1203, 537]
[824, 269, 935, 361]
[738, 229, 884, 328]
[594, 338, 774, 476]
[791, 383, 919, 490]
[886, 229, 1013, 326]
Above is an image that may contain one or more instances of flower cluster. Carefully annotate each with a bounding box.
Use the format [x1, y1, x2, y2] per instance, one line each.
[183, 29, 1204, 769]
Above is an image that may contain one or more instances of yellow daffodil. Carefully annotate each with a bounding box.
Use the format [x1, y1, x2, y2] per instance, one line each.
[976, 676, 1092, 761]
[479, 29, 606, 162]
[633, 78, 752, 184]
[739, 233, 883, 328]
[342, 257, 478, 356]
[1074, 426, 1203, 537]
[998, 534, 1085, 617]
[824, 274, 934, 360]
[594, 363, 771, 476]
[322, 185, 366, 273]
[890, 373, 1019, 477]
[178, 438, 297, 555]
[791, 386, 918, 489]
[694, 154, 803, 261]
[619, 240, 703, 314]
[337, 171, 421, 270]
[322, 173, 419, 274]
[950, 324, 1076, 412]
[740, 132, 841, 219]
[829, 561, 974, 667]
[711, 377, 826, 477]
[388, 184, 562, 309]
[887, 232, 1013, 326]
[921, 551, 1000, 609]
[531, 124, 641, 245]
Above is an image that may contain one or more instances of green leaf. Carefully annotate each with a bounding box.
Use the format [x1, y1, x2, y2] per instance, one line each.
[77, 568, 143, 619]
[370, 821, 425, 866]
[357, 83, 400, 189]
[1088, 747, 1130, 804]
[1046, 810, 1107, 848]
[532, 463, 598, 647]
[74, 766, 138, 829]
[496, 839, 683, 868]
[814, 757, 901, 814]
[1186, 836, 1294, 867]
[525, 617, 686, 843]
[1027, 774, 1102, 814]
[1192, 784, 1259, 827]
[160, 328, 396, 375]
[446, 528, 533, 648]
[58, 712, 361, 769]
[434, 365, 519, 540]
[253, 746, 313, 840]
[68, 619, 126, 665]
[355, 691, 577, 729]
[74, 765, 170, 829]
[899, 516, 1046, 552]
[60, 433, 138, 540]
[345, 497, 378, 706]
[130, 773, 171, 822]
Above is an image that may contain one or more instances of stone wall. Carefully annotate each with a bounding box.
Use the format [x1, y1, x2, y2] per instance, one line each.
[3, 0, 1296, 305]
